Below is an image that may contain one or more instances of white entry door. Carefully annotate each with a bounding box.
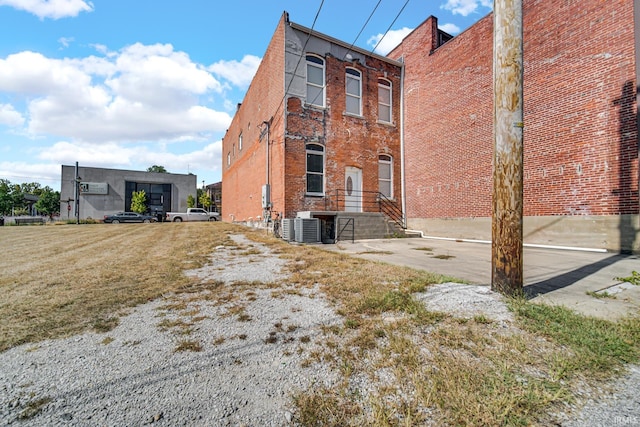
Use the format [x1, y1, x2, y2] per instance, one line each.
[344, 167, 362, 212]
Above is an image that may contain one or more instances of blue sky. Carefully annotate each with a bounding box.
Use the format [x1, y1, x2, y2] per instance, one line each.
[0, 0, 492, 191]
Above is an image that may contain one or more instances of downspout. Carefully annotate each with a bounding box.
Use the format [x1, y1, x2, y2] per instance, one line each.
[266, 121, 270, 189]
[399, 59, 407, 228]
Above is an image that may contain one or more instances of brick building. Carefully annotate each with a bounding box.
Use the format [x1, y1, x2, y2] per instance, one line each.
[389, 0, 638, 252]
[224, 2, 639, 251]
[222, 13, 404, 241]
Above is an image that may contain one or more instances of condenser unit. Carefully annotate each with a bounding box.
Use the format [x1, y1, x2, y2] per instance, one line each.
[294, 218, 320, 243]
[281, 218, 295, 241]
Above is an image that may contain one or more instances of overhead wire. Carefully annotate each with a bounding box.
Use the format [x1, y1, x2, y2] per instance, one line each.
[341, 0, 383, 61]
[277, 0, 325, 118]
[370, 0, 411, 55]
[260, 0, 411, 134]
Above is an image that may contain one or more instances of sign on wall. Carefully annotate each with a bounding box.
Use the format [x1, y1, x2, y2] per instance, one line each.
[80, 182, 108, 195]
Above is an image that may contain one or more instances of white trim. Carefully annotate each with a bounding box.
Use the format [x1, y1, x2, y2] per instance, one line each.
[405, 230, 608, 253]
[345, 67, 362, 116]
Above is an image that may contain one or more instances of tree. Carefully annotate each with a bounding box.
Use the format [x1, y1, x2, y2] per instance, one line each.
[34, 187, 60, 218]
[131, 190, 147, 214]
[199, 190, 211, 211]
[147, 165, 168, 173]
[0, 179, 13, 215]
[19, 182, 41, 195]
[187, 194, 195, 208]
[0, 179, 27, 215]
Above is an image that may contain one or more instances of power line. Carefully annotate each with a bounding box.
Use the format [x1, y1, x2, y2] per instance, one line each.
[371, 0, 411, 54]
[280, 0, 325, 112]
[342, 0, 383, 61]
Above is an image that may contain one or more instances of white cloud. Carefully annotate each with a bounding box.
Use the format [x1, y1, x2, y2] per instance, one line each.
[208, 55, 261, 89]
[39, 141, 137, 166]
[367, 27, 414, 56]
[0, 104, 24, 127]
[37, 139, 223, 177]
[0, 161, 61, 186]
[110, 43, 223, 105]
[440, 0, 492, 17]
[0, 0, 93, 19]
[0, 44, 233, 143]
[439, 23, 461, 35]
[58, 37, 74, 49]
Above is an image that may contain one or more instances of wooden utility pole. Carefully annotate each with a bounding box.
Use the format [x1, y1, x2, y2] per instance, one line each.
[492, 0, 524, 295]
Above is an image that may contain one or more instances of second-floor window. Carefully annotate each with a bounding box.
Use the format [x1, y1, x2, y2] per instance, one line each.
[346, 68, 362, 116]
[378, 79, 392, 123]
[239, 132, 243, 151]
[306, 55, 325, 108]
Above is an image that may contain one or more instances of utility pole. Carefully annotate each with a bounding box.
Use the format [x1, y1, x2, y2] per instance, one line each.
[74, 162, 81, 225]
[492, 0, 524, 295]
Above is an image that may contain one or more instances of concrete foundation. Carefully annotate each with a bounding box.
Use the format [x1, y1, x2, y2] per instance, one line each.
[407, 215, 640, 253]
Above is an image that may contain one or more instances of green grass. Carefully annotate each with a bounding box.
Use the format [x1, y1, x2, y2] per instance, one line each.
[586, 290, 616, 299]
[615, 270, 640, 286]
[509, 299, 640, 376]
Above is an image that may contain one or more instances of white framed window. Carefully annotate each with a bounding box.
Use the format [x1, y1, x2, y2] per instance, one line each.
[378, 79, 392, 123]
[306, 143, 325, 195]
[378, 154, 393, 198]
[306, 55, 325, 108]
[227, 152, 231, 166]
[346, 68, 362, 116]
[239, 132, 243, 151]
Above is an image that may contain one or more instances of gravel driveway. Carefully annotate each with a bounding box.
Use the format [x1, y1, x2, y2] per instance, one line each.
[1, 234, 638, 426]
[0, 235, 342, 426]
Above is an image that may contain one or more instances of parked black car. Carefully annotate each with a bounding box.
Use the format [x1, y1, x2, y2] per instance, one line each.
[103, 212, 157, 224]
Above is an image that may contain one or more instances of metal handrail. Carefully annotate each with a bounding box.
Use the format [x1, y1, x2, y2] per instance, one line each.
[324, 189, 405, 230]
[336, 217, 355, 243]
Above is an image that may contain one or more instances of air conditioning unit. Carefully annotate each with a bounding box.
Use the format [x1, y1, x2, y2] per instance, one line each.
[281, 218, 295, 241]
[294, 218, 320, 243]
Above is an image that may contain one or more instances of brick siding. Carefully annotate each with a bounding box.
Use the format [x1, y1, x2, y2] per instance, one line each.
[391, 0, 638, 220]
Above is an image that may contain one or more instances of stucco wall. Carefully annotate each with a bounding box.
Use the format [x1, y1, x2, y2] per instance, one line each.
[60, 165, 196, 220]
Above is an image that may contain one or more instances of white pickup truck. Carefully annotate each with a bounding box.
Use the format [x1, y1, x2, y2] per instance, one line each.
[165, 208, 220, 222]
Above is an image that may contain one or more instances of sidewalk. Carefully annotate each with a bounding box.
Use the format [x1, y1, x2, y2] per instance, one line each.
[322, 237, 640, 321]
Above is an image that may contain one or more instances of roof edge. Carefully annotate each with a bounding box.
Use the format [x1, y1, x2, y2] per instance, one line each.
[288, 20, 404, 67]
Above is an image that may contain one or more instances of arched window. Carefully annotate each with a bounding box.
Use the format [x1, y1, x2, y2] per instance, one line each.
[346, 68, 362, 116]
[378, 79, 392, 123]
[378, 154, 393, 198]
[306, 143, 325, 195]
[306, 55, 325, 108]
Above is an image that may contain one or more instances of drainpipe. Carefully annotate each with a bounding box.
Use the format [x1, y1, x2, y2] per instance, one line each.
[262, 119, 273, 214]
[399, 60, 407, 228]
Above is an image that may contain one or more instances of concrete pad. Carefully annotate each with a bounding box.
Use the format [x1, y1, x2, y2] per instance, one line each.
[322, 237, 640, 321]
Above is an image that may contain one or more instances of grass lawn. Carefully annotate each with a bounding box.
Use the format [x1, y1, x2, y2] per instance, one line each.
[1, 222, 638, 425]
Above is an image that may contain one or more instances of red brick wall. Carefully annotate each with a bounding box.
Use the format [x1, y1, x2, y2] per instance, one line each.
[392, 0, 638, 220]
[222, 14, 286, 222]
[282, 55, 402, 219]
[225, 15, 403, 222]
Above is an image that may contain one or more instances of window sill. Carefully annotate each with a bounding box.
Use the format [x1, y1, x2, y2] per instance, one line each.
[343, 112, 364, 119]
[305, 193, 325, 198]
[305, 103, 326, 111]
[376, 120, 396, 127]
